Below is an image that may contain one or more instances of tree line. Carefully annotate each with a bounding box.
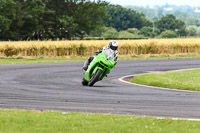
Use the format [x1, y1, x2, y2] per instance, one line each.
[0, 0, 108, 40]
[130, 4, 200, 26]
[129, 4, 200, 37]
[0, 0, 189, 41]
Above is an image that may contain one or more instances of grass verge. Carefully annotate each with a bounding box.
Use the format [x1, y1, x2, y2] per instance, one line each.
[119, 54, 200, 60]
[130, 69, 200, 91]
[0, 109, 200, 133]
[0, 57, 87, 64]
[1, 54, 200, 64]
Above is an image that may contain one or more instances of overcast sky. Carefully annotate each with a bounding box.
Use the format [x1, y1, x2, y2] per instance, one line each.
[107, 0, 200, 7]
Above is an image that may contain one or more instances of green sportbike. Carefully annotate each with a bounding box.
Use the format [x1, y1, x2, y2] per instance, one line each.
[82, 48, 115, 86]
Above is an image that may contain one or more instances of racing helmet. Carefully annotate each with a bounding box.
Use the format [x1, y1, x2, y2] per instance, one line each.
[108, 40, 118, 51]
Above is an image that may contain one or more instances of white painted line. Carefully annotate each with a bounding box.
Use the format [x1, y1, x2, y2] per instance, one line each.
[119, 74, 195, 93]
[119, 68, 200, 92]
[119, 68, 200, 120]
[156, 117, 200, 121]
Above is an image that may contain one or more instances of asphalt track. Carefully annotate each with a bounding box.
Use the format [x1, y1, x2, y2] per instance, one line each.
[1, 59, 200, 119]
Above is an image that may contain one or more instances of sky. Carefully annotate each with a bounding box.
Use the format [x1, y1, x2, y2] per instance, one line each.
[107, 0, 200, 7]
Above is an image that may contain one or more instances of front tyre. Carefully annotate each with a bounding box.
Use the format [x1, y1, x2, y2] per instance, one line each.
[88, 69, 102, 86]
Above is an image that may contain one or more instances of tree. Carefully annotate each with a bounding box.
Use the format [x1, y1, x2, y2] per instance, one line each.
[22, 0, 45, 40]
[58, 16, 77, 39]
[186, 26, 198, 36]
[43, 0, 70, 39]
[89, 26, 107, 37]
[140, 27, 153, 37]
[0, 16, 10, 34]
[74, 0, 108, 39]
[140, 26, 160, 37]
[156, 14, 187, 36]
[156, 8, 164, 18]
[0, 0, 15, 40]
[0, 0, 109, 40]
[43, 0, 108, 40]
[104, 5, 152, 31]
[6, 0, 45, 40]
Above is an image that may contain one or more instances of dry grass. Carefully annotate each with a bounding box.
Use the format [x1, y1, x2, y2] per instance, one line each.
[1, 38, 200, 58]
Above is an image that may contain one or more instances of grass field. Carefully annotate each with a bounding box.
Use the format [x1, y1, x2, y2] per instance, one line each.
[130, 69, 200, 91]
[1, 39, 200, 57]
[0, 109, 200, 133]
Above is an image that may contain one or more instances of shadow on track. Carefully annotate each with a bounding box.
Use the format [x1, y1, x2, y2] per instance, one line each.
[81, 85, 117, 88]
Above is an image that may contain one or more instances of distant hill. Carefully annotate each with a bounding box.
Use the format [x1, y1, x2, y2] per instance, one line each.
[124, 4, 200, 26]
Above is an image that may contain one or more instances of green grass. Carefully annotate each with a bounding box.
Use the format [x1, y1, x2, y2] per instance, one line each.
[0, 57, 87, 64]
[130, 69, 200, 91]
[1, 54, 200, 64]
[0, 109, 200, 133]
[119, 55, 200, 60]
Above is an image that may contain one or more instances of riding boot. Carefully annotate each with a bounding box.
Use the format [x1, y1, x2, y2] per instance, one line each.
[83, 56, 94, 71]
[83, 60, 89, 71]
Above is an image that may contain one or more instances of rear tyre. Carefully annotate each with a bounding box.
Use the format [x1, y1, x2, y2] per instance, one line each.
[88, 69, 102, 86]
[82, 78, 88, 86]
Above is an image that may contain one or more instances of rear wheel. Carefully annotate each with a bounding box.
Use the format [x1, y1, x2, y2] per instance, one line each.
[88, 69, 102, 86]
[82, 78, 88, 86]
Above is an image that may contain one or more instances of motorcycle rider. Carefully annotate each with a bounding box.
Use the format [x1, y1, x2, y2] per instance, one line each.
[83, 40, 118, 71]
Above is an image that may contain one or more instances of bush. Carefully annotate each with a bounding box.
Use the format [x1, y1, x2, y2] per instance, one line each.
[4, 45, 18, 57]
[140, 27, 153, 37]
[127, 28, 140, 35]
[186, 26, 197, 36]
[140, 27, 160, 37]
[102, 27, 119, 38]
[160, 30, 178, 38]
[186, 26, 200, 36]
[118, 31, 136, 38]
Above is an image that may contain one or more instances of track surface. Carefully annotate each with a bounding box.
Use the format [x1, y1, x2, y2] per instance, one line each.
[1, 59, 200, 119]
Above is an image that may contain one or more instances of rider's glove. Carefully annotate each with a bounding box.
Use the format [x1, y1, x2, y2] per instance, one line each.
[94, 49, 102, 55]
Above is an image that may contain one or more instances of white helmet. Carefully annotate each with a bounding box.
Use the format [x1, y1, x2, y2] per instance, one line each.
[108, 40, 118, 51]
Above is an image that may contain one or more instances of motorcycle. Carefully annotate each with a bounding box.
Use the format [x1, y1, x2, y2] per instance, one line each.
[82, 48, 115, 86]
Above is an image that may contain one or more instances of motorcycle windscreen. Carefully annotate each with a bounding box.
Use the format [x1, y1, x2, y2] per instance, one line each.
[105, 48, 114, 60]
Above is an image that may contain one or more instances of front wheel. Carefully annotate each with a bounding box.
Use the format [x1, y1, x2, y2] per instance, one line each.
[88, 69, 102, 86]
